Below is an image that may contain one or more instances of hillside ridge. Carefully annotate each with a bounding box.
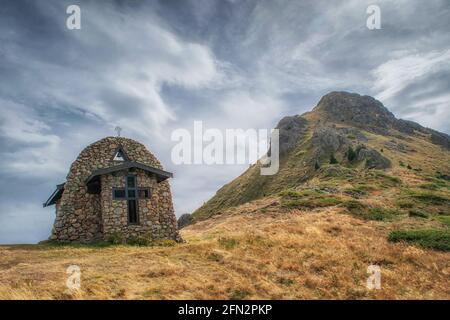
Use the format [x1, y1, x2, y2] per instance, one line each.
[191, 91, 450, 222]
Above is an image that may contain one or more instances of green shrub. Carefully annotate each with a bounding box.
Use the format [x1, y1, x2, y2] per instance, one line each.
[282, 197, 342, 209]
[229, 289, 250, 300]
[218, 237, 239, 249]
[383, 175, 401, 185]
[372, 171, 401, 186]
[281, 199, 309, 208]
[329, 154, 338, 164]
[365, 208, 399, 221]
[388, 229, 450, 251]
[399, 160, 405, 167]
[347, 146, 357, 162]
[279, 189, 325, 199]
[411, 192, 448, 205]
[408, 210, 428, 219]
[127, 235, 152, 246]
[320, 165, 355, 178]
[342, 200, 366, 216]
[343, 200, 365, 211]
[278, 189, 302, 199]
[343, 201, 399, 221]
[315, 161, 320, 170]
[419, 183, 440, 190]
[344, 184, 375, 197]
[107, 231, 125, 245]
[120, 232, 156, 246]
[42, 240, 113, 248]
[396, 200, 414, 209]
[278, 277, 295, 286]
[436, 171, 450, 181]
[435, 216, 450, 227]
[317, 197, 343, 206]
[407, 164, 412, 170]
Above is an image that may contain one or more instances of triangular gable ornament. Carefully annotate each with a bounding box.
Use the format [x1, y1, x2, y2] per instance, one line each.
[112, 146, 129, 161]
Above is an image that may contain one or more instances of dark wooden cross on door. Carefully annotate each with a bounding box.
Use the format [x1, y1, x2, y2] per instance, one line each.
[125, 175, 138, 224]
[112, 174, 151, 224]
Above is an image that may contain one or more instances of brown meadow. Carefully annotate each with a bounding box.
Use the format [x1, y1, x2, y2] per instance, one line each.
[1, 196, 448, 300]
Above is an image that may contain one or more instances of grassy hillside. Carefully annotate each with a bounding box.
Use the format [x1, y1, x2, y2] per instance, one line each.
[192, 119, 450, 222]
[0, 194, 450, 299]
[0, 196, 449, 299]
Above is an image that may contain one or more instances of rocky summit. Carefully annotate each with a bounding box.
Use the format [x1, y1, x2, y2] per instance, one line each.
[313, 92, 449, 149]
[313, 91, 397, 133]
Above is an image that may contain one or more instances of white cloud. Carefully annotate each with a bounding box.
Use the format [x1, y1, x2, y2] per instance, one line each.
[0, 99, 65, 177]
[3, 2, 221, 141]
[219, 92, 285, 128]
[373, 49, 450, 101]
[399, 94, 450, 132]
[372, 49, 450, 131]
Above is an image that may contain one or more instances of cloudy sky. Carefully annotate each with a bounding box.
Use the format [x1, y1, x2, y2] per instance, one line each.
[0, 0, 449, 243]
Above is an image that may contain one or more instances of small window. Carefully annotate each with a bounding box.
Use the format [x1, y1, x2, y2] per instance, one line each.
[113, 188, 126, 199]
[138, 188, 151, 199]
[127, 176, 136, 188]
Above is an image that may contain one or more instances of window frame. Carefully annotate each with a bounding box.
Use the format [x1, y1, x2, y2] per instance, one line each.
[112, 187, 126, 200]
[138, 188, 151, 199]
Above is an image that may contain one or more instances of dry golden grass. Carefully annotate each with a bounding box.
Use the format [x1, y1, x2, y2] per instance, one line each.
[1, 197, 449, 300]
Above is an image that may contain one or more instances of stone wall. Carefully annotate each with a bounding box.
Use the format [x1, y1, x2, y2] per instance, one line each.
[50, 137, 181, 243]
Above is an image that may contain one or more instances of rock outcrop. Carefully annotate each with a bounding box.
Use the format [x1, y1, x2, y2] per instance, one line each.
[315, 91, 449, 149]
[314, 91, 396, 134]
[312, 126, 350, 157]
[276, 115, 308, 155]
[177, 213, 192, 229]
[356, 145, 391, 169]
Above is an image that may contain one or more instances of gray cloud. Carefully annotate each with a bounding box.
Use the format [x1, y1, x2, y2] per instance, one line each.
[0, 0, 449, 243]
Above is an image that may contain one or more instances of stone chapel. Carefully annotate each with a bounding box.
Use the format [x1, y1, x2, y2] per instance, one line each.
[44, 136, 182, 243]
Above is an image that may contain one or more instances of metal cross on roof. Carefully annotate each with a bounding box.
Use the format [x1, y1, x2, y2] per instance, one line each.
[114, 126, 122, 137]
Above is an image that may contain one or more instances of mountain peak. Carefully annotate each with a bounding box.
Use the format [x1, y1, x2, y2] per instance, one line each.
[312, 91, 396, 132]
[308, 91, 449, 149]
[192, 91, 450, 224]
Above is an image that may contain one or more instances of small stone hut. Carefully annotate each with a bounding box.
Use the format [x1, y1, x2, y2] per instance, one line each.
[44, 136, 182, 243]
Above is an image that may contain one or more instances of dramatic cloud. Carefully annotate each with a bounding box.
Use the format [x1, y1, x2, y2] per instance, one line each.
[0, 0, 449, 243]
[372, 49, 450, 130]
[0, 99, 64, 177]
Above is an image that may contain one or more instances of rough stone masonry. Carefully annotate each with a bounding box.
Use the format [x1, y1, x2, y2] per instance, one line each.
[44, 136, 182, 243]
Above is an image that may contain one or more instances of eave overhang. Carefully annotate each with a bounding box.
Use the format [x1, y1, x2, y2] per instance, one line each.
[85, 161, 173, 185]
[43, 183, 65, 207]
